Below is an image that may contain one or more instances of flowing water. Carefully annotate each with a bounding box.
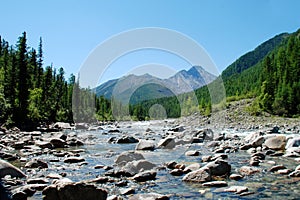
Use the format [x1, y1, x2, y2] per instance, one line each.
[23, 120, 300, 199]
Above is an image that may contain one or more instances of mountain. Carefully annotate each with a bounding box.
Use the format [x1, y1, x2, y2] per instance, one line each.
[95, 65, 216, 103]
[135, 29, 300, 118]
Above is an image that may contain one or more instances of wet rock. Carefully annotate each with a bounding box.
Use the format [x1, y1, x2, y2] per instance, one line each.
[107, 195, 123, 200]
[115, 152, 144, 166]
[42, 182, 107, 200]
[135, 140, 155, 151]
[27, 178, 49, 184]
[133, 170, 156, 182]
[121, 160, 156, 176]
[182, 168, 211, 183]
[244, 132, 265, 144]
[50, 138, 66, 148]
[286, 137, 300, 149]
[201, 155, 212, 162]
[183, 163, 201, 173]
[203, 159, 231, 176]
[120, 187, 135, 195]
[289, 169, 300, 177]
[0, 159, 26, 178]
[185, 150, 200, 156]
[224, 186, 248, 194]
[249, 157, 260, 166]
[53, 122, 73, 130]
[46, 173, 62, 179]
[239, 166, 261, 175]
[211, 154, 228, 161]
[264, 135, 286, 150]
[251, 152, 265, 160]
[229, 174, 243, 180]
[240, 144, 252, 150]
[277, 169, 291, 174]
[269, 165, 286, 172]
[251, 136, 265, 148]
[170, 169, 184, 176]
[35, 141, 53, 149]
[157, 137, 176, 149]
[129, 193, 169, 200]
[169, 126, 184, 132]
[63, 157, 85, 163]
[85, 177, 109, 184]
[117, 136, 139, 144]
[11, 190, 28, 200]
[202, 181, 228, 187]
[25, 159, 48, 169]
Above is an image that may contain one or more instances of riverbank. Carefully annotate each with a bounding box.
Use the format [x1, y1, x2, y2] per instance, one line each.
[0, 99, 299, 199]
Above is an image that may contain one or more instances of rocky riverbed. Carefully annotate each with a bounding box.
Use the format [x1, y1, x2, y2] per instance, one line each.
[0, 99, 300, 200]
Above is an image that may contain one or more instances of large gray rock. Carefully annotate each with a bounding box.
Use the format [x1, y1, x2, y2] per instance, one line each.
[264, 135, 286, 150]
[239, 166, 261, 175]
[42, 182, 107, 200]
[115, 152, 144, 166]
[133, 170, 156, 182]
[121, 160, 156, 176]
[135, 140, 155, 151]
[157, 137, 176, 149]
[50, 138, 66, 148]
[0, 159, 26, 178]
[286, 137, 300, 149]
[182, 168, 211, 183]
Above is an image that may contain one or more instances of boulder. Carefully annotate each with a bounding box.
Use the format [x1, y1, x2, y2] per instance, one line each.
[170, 169, 184, 176]
[251, 136, 265, 148]
[121, 160, 156, 176]
[203, 159, 231, 176]
[35, 141, 53, 149]
[135, 140, 155, 151]
[229, 174, 243, 181]
[239, 166, 261, 175]
[25, 159, 48, 169]
[129, 193, 169, 200]
[63, 157, 85, 163]
[42, 182, 107, 200]
[182, 168, 211, 183]
[286, 137, 300, 149]
[202, 181, 228, 187]
[50, 138, 66, 148]
[157, 137, 176, 149]
[185, 150, 200, 156]
[115, 152, 144, 166]
[133, 170, 156, 182]
[224, 186, 248, 194]
[0, 159, 26, 178]
[116, 136, 139, 144]
[264, 135, 286, 150]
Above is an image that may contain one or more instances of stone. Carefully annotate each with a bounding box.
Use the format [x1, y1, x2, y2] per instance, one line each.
[202, 181, 228, 187]
[183, 163, 201, 173]
[182, 168, 211, 183]
[27, 178, 49, 184]
[201, 155, 212, 162]
[50, 138, 66, 148]
[63, 157, 85, 163]
[269, 165, 286, 172]
[170, 169, 184, 176]
[264, 135, 286, 150]
[251, 152, 265, 160]
[0, 159, 26, 178]
[239, 166, 261, 175]
[185, 150, 200, 156]
[277, 169, 291, 174]
[120, 187, 135, 195]
[25, 159, 48, 169]
[224, 186, 248, 194]
[286, 137, 300, 149]
[129, 193, 169, 200]
[229, 174, 243, 180]
[251, 136, 265, 148]
[135, 140, 155, 151]
[117, 136, 139, 144]
[203, 159, 231, 176]
[165, 161, 177, 169]
[133, 171, 156, 182]
[46, 173, 62, 179]
[157, 137, 176, 149]
[121, 160, 156, 176]
[115, 152, 144, 166]
[289, 170, 300, 177]
[42, 182, 107, 200]
[35, 141, 53, 149]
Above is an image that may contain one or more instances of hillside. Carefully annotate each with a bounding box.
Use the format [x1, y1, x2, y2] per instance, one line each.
[135, 29, 300, 119]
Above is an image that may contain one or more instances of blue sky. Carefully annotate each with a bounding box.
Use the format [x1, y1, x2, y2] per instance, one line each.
[1, 0, 300, 85]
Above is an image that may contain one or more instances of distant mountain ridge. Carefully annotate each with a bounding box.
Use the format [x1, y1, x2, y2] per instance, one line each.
[95, 65, 216, 103]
